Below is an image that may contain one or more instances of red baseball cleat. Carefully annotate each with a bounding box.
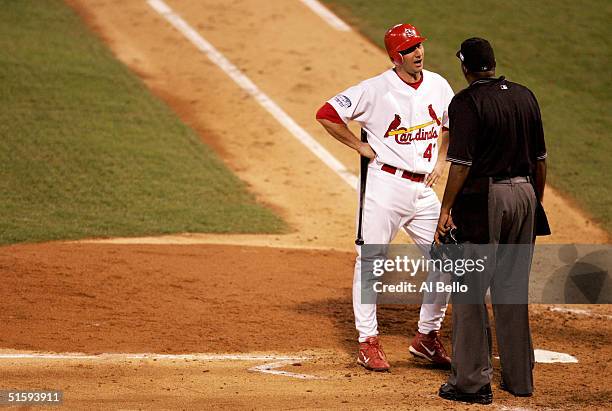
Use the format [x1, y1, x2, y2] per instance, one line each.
[357, 336, 390, 372]
[409, 330, 451, 367]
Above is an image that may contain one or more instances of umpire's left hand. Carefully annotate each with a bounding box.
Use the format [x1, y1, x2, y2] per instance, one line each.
[434, 209, 455, 244]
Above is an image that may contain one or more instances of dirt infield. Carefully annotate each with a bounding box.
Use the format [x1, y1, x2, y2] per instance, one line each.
[1, 0, 610, 409]
[2, 242, 611, 409]
[1, 243, 355, 353]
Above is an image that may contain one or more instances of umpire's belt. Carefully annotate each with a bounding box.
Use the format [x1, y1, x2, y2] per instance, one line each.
[492, 176, 530, 184]
[381, 163, 425, 183]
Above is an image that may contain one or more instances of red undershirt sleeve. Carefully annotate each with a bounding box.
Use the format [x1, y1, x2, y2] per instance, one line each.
[316, 102, 345, 124]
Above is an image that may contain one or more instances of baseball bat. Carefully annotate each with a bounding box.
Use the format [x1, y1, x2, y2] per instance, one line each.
[355, 128, 369, 246]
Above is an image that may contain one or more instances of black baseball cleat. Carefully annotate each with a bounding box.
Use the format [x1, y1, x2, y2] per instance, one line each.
[438, 383, 493, 405]
[500, 379, 533, 397]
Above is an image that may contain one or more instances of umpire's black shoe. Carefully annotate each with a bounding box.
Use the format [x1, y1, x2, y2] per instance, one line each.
[438, 383, 493, 405]
[500, 379, 533, 397]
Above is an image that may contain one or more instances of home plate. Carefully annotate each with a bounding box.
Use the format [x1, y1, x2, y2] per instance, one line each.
[534, 349, 578, 363]
[495, 349, 577, 363]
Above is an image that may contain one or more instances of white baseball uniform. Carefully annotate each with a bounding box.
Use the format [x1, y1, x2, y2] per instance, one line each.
[327, 68, 454, 341]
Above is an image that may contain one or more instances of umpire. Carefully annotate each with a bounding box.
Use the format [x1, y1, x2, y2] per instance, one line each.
[434, 38, 549, 404]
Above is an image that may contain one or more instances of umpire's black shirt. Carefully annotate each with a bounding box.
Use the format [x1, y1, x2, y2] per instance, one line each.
[447, 76, 547, 177]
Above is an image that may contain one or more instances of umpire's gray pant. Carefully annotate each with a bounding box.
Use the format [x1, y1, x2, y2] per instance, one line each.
[447, 178, 536, 395]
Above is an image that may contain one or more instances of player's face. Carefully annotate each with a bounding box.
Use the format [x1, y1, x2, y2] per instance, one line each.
[398, 43, 425, 75]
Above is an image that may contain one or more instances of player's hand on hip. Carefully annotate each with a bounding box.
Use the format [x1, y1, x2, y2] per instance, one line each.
[434, 210, 455, 244]
[425, 160, 445, 188]
[357, 142, 376, 160]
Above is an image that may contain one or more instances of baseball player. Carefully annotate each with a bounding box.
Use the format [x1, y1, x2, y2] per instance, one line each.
[316, 24, 454, 371]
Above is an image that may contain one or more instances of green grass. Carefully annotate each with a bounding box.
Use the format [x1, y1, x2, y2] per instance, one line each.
[0, 0, 287, 245]
[323, 0, 612, 234]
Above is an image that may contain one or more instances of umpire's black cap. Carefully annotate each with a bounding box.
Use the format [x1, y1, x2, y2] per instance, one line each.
[456, 37, 496, 72]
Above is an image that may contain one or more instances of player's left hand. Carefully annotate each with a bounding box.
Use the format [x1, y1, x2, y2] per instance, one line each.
[425, 160, 445, 188]
[434, 209, 455, 244]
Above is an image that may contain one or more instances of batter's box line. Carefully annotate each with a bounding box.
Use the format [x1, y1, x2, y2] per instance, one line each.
[248, 360, 323, 380]
[0, 352, 322, 380]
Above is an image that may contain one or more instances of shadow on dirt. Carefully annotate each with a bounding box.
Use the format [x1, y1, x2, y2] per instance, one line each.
[294, 295, 423, 355]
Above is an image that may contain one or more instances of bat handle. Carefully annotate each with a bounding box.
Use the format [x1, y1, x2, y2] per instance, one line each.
[355, 129, 369, 246]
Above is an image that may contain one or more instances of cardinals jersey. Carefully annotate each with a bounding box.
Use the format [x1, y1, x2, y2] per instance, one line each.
[327, 69, 454, 174]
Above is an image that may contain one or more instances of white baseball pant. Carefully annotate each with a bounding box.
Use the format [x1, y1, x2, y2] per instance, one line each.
[353, 161, 450, 342]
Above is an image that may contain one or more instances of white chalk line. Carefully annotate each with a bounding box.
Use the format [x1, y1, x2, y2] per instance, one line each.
[0, 352, 320, 380]
[0, 353, 300, 361]
[299, 0, 351, 32]
[549, 306, 612, 320]
[147, 0, 358, 190]
[249, 360, 321, 380]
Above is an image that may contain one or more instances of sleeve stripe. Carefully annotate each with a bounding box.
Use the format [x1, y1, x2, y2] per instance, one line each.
[316, 102, 346, 124]
[536, 153, 548, 160]
[447, 156, 472, 166]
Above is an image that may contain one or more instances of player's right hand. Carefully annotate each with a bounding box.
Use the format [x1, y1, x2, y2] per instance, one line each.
[357, 142, 376, 160]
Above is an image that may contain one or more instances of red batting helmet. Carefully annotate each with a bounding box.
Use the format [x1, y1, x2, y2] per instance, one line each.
[384, 24, 427, 65]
